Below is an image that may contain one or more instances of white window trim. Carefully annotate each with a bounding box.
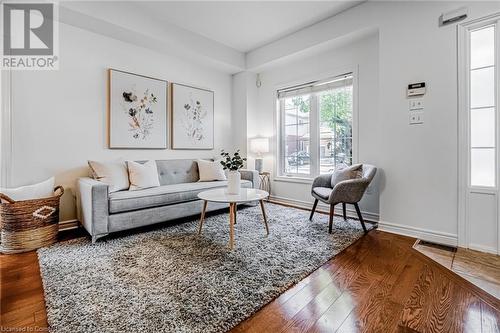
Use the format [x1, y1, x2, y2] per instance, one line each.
[458, 13, 500, 253]
[273, 65, 359, 182]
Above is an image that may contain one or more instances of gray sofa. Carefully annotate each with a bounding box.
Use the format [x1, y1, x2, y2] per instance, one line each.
[76, 159, 260, 243]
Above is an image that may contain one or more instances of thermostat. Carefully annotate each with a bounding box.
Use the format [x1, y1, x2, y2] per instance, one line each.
[407, 82, 426, 97]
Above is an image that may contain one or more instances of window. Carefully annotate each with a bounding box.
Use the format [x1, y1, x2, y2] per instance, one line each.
[468, 25, 497, 187]
[278, 73, 354, 178]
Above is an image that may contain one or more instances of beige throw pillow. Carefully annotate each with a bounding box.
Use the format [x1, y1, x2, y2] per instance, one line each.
[331, 164, 363, 188]
[197, 159, 226, 182]
[127, 160, 160, 191]
[88, 160, 130, 193]
[0, 177, 55, 202]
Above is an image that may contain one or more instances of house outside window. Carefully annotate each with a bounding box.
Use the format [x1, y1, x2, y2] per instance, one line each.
[277, 73, 355, 179]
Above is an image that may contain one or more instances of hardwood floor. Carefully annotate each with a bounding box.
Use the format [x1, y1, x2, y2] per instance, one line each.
[230, 231, 499, 333]
[414, 240, 500, 300]
[1, 229, 499, 332]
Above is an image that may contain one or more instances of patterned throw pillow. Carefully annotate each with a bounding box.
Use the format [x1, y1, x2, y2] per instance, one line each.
[331, 164, 363, 188]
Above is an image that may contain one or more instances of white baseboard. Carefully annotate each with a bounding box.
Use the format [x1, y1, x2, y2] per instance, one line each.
[59, 219, 79, 231]
[269, 195, 380, 223]
[377, 220, 458, 247]
[468, 243, 499, 255]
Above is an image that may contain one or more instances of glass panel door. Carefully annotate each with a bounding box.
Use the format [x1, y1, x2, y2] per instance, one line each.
[469, 25, 496, 187]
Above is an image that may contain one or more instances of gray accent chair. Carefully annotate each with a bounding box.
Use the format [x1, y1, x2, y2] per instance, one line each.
[309, 164, 377, 233]
[76, 159, 260, 243]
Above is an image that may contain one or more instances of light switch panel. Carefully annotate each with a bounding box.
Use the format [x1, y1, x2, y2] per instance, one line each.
[409, 99, 424, 110]
[409, 112, 424, 125]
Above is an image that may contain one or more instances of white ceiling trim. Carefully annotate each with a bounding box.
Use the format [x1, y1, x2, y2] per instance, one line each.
[59, 1, 246, 73]
[136, 1, 365, 53]
[58, 1, 371, 74]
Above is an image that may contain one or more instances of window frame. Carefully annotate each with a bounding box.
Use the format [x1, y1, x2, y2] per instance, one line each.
[462, 18, 499, 191]
[457, 14, 500, 250]
[274, 66, 359, 182]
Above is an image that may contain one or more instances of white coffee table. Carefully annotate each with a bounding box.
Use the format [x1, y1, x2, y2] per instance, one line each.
[197, 188, 269, 249]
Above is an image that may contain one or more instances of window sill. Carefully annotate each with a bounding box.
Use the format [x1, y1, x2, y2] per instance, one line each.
[274, 176, 313, 184]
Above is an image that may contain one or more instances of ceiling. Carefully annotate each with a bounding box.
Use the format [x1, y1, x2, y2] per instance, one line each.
[137, 1, 365, 53]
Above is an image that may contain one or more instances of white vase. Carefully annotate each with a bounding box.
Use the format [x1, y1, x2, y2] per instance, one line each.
[227, 170, 241, 194]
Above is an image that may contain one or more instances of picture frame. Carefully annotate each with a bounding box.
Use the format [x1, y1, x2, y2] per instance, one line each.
[171, 83, 214, 150]
[108, 69, 168, 149]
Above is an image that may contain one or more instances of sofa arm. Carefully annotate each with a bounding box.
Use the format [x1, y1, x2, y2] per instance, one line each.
[240, 169, 260, 188]
[76, 177, 109, 237]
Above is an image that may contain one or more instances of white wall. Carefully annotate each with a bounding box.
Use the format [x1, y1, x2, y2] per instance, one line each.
[242, 1, 500, 250]
[231, 72, 248, 157]
[8, 22, 234, 220]
[244, 34, 380, 217]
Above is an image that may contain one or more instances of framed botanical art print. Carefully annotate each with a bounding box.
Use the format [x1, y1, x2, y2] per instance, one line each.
[108, 69, 168, 149]
[171, 83, 214, 150]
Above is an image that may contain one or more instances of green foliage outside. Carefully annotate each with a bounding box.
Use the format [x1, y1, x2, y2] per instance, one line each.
[290, 88, 353, 166]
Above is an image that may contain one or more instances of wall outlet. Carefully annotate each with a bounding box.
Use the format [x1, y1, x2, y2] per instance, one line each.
[409, 112, 424, 125]
[409, 99, 424, 110]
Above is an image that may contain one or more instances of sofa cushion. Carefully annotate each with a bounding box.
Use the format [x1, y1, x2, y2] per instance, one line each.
[108, 180, 252, 213]
[156, 159, 199, 185]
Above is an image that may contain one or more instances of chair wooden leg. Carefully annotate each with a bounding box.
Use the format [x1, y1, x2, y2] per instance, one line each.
[342, 203, 347, 220]
[354, 203, 368, 233]
[310, 199, 318, 221]
[328, 204, 335, 233]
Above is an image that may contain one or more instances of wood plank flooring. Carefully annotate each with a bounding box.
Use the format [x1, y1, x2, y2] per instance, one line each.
[414, 241, 500, 300]
[1, 228, 499, 332]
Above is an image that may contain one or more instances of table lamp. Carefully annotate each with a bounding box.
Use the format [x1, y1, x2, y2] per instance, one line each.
[250, 137, 269, 173]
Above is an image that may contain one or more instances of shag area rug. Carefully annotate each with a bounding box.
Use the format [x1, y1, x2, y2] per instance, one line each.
[38, 203, 373, 333]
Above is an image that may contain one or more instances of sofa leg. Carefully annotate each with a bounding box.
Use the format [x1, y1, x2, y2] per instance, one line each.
[354, 203, 368, 233]
[328, 204, 335, 233]
[91, 234, 108, 244]
[342, 203, 347, 220]
[310, 199, 318, 221]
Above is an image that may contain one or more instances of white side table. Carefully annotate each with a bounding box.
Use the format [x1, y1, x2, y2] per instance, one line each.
[197, 188, 269, 249]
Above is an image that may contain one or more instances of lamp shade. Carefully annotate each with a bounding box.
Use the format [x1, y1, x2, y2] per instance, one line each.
[250, 137, 269, 154]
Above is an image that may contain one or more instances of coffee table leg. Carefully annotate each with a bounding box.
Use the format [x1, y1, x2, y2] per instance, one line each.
[229, 203, 235, 250]
[198, 200, 208, 235]
[260, 200, 269, 235]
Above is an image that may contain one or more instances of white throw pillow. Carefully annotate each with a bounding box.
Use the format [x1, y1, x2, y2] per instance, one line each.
[0, 177, 55, 202]
[88, 160, 130, 193]
[197, 159, 226, 182]
[127, 160, 160, 191]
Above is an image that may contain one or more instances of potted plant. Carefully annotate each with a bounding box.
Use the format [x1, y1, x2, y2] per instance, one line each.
[220, 149, 246, 194]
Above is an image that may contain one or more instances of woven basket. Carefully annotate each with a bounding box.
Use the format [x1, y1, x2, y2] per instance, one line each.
[0, 186, 64, 254]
